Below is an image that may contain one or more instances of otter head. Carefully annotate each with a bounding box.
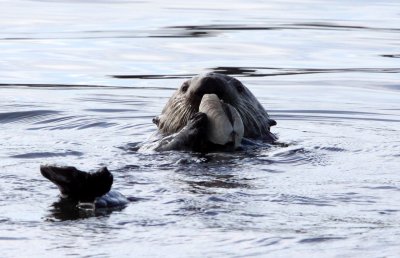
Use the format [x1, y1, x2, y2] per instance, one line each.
[153, 73, 277, 142]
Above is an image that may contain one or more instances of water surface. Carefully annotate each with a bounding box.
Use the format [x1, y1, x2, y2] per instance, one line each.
[1, 0, 400, 257]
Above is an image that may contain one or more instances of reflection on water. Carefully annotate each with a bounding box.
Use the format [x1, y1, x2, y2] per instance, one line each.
[111, 66, 400, 79]
[45, 198, 116, 221]
[0, 0, 400, 257]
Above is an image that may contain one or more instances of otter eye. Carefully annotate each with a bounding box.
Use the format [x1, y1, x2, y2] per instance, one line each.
[181, 82, 189, 93]
[236, 82, 244, 93]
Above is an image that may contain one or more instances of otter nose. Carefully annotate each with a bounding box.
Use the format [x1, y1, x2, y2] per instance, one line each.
[195, 76, 223, 97]
[202, 76, 219, 88]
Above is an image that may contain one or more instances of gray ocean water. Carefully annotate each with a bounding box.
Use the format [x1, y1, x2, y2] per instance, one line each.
[1, 0, 400, 257]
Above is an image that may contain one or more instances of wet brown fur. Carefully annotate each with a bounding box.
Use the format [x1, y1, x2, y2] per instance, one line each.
[154, 73, 276, 142]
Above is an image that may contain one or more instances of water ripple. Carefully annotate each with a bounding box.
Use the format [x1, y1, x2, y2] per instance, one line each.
[2, 21, 399, 41]
[168, 22, 400, 33]
[381, 54, 400, 58]
[299, 236, 346, 243]
[110, 66, 400, 80]
[10, 150, 83, 159]
[0, 110, 59, 124]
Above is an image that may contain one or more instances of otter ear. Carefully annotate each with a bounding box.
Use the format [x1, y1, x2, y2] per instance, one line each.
[268, 119, 277, 127]
[152, 116, 160, 126]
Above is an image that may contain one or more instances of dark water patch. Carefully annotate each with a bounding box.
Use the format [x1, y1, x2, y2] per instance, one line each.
[146, 150, 246, 168]
[75, 97, 156, 105]
[207, 196, 227, 202]
[126, 196, 143, 202]
[260, 168, 284, 173]
[118, 142, 142, 152]
[327, 216, 389, 227]
[111, 73, 195, 79]
[381, 54, 400, 58]
[174, 164, 239, 177]
[1, 27, 217, 41]
[210, 66, 400, 77]
[79, 28, 215, 38]
[186, 179, 249, 189]
[0, 82, 175, 90]
[327, 192, 378, 205]
[292, 22, 400, 32]
[239, 212, 267, 218]
[372, 209, 399, 215]
[1, 37, 34, 40]
[0, 218, 10, 223]
[148, 30, 217, 38]
[209, 67, 257, 76]
[32, 115, 77, 125]
[272, 109, 384, 116]
[314, 146, 347, 152]
[0, 110, 59, 124]
[174, 158, 244, 174]
[168, 24, 279, 31]
[275, 114, 400, 123]
[0, 36, 129, 41]
[45, 198, 124, 221]
[168, 22, 400, 33]
[0, 83, 118, 88]
[268, 147, 319, 166]
[0, 237, 29, 240]
[77, 121, 118, 129]
[114, 164, 141, 171]
[116, 123, 154, 133]
[8, 21, 396, 42]
[271, 194, 333, 207]
[10, 150, 83, 159]
[116, 219, 175, 227]
[29, 117, 118, 130]
[362, 185, 400, 191]
[84, 108, 134, 113]
[111, 66, 400, 81]
[119, 152, 205, 171]
[254, 237, 282, 247]
[299, 236, 346, 244]
[2, 103, 42, 109]
[382, 84, 400, 91]
[169, 202, 221, 217]
[272, 148, 307, 157]
[234, 145, 319, 167]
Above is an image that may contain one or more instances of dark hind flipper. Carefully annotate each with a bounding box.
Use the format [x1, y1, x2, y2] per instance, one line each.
[156, 112, 209, 152]
[40, 165, 113, 202]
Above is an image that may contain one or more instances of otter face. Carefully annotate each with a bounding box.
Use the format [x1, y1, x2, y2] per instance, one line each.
[154, 73, 277, 142]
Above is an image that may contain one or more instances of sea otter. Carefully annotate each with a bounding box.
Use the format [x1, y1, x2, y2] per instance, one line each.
[149, 72, 277, 151]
